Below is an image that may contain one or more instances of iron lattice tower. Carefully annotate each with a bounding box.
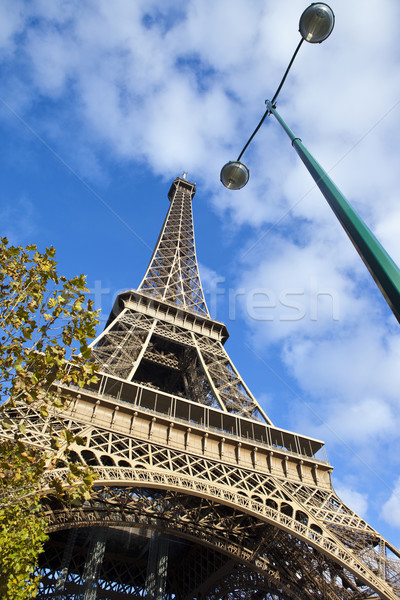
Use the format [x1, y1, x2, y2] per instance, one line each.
[4, 176, 400, 599]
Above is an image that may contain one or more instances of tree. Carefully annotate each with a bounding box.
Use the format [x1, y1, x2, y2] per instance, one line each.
[0, 237, 99, 599]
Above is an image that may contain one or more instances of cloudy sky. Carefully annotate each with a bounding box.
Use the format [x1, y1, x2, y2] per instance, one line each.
[1, 0, 400, 547]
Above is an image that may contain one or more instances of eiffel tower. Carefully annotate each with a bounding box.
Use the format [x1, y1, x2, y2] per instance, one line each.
[7, 176, 400, 599]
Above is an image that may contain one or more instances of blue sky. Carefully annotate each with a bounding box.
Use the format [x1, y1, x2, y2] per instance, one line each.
[1, 0, 400, 548]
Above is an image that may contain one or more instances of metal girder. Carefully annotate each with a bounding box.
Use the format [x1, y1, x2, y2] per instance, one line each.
[89, 178, 268, 421]
[138, 178, 209, 317]
[2, 176, 400, 600]
[38, 485, 392, 600]
[5, 391, 400, 600]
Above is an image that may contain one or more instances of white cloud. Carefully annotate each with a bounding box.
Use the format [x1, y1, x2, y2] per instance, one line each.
[0, 1, 24, 52]
[237, 233, 400, 446]
[3, 0, 400, 223]
[333, 482, 368, 520]
[198, 262, 226, 320]
[382, 477, 400, 529]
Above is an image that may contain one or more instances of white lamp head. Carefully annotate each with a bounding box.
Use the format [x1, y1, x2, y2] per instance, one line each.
[299, 3, 335, 43]
[220, 161, 250, 190]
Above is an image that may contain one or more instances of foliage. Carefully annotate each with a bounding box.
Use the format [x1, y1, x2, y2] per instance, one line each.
[0, 441, 48, 598]
[0, 237, 99, 599]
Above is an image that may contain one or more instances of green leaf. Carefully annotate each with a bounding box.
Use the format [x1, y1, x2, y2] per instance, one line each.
[0, 240, 99, 596]
[47, 298, 57, 309]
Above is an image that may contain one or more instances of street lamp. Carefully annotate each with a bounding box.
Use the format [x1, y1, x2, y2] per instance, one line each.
[220, 3, 400, 324]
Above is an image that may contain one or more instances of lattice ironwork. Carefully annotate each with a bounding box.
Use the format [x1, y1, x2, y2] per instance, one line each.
[90, 177, 268, 421]
[4, 396, 400, 599]
[38, 485, 399, 600]
[138, 177, 208, 316]
[2, 176, 399, 599]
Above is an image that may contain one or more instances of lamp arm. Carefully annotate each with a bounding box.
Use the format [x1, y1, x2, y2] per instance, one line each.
[271, 38, 304, 105]
[237, 38, 304, 162]
[266, 100, 400, 324]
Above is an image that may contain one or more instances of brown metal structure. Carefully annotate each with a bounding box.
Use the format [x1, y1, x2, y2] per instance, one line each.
[4, 176, 400, 598]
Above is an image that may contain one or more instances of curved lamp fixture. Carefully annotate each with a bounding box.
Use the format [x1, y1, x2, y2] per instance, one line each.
[299, 3, 335, 43]
[219, 3, 400, 324]
[220, 161, 249, 190]
[220, 3, 335, 191]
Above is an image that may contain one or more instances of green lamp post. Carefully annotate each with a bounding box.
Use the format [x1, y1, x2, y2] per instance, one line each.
[220, 3, 400, 324]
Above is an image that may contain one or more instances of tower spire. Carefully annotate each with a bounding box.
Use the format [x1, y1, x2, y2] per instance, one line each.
[138, 177, 209, 317]
[90, 176, 269, 421]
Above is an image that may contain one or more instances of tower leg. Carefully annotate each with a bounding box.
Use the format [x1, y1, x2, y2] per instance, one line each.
[145, 531, 169, 600]
[54, 528, 78, 598]
[82, 528, 107, 600]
